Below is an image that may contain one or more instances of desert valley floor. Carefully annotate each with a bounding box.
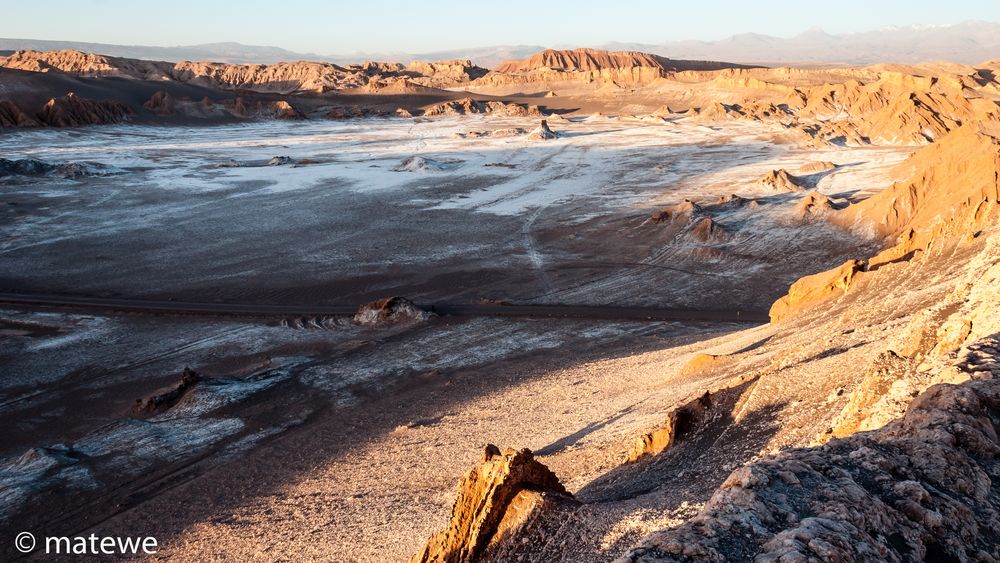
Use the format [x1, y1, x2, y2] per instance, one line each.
[0, 114, 928, 560]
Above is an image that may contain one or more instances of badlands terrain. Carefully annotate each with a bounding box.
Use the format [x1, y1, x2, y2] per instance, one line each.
[1, 45, 999, 562]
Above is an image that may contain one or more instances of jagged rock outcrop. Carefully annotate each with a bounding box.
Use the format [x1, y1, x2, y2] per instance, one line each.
[818, 232, 1000, 445]
[0, 101, 40, 127]
[771, 125, 1000, 321]
[495, 49, 669, 74]
[227, 97, 304, 120]
[35, 93, 133, 127]
[841, 124, 1000, 238]
[626, 392, 713, 463]
[769, 260, 865, 322]
[143, 91, 176, 115]
[131, 367, 201, 415]
[474, 48, 751, 90]
[668, 64, 1000, 147]
[527, 119, 557, 140]
[0, 49, 165, 78]
[755, 169, 805, 193]
[651, 200, 703, 224]
[694, 101, 791, 123]
[793, 191, 837, 218]
[0, 49, 486, 95]
[353, 296, 433, 326]
[412, 445, 576, 563]
[421, 97, 542, 117]
[405, 60, 489, 87]
[620, 377, 1000, 562]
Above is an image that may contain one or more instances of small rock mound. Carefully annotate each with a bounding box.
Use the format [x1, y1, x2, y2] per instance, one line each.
[755, 168, 805, 192]
[679, 353, 724, 375]
[131, 367, 201, 415]
[325, 106, 388, 119]
[798, 160, 837, 173]
[353, 296, 432, 326]
[794, 190, 838, 217]
[0, 158, 51, 177]
[392, 156, 460, 172]
[267, 156, 294, 166]
[712, 193, 758, 209]
[688, 217, 729, 243]
[526, 119, 557, 140]
[454, 127, 527, 139]
[626, 392, 712, 463]
[651, 199, 703, 224]
[0, 158, 122, 179]
[421, 97, 540, 117]
[228, 97, 304, 120]
[411, 445, 575, 563]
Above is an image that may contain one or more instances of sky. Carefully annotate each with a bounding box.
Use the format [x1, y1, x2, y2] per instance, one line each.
[2, 0, 999, 54]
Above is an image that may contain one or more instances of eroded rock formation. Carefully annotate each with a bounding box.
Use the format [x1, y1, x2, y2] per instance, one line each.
[626, 392, 713, 463]
[353, 296, 433, 326]
[755, 169, 805, 193]
[412, 446, 576, 563]
[0, 50, 488, 94]
[771, 124, 1000, 321]
[36, 93, 133, 127]
[131, 368, 202, 415]
[421, 97, 542, 117]
[527, 119, 557, 140]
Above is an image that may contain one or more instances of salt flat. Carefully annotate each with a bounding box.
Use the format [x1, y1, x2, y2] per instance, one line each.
[0, 116, 911, 309]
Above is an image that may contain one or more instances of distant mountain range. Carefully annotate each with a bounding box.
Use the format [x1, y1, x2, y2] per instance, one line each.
[2, 21, 998, 68]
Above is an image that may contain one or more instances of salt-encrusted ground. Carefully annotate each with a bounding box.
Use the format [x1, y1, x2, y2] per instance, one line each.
[0, 115, 915, 560]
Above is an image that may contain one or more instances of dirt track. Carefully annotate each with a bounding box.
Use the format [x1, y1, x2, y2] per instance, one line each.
[0, 292, 769, 323]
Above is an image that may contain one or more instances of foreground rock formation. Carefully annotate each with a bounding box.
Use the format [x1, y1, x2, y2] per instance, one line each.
[412, 446, 576, 563]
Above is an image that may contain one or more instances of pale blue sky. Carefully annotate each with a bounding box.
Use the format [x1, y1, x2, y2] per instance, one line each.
[3, 0, 998, 54]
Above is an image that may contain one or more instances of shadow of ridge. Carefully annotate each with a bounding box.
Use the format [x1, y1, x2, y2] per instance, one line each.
[510, 334, 1000, 561]
[575, 375, 785, 503]
[534, 406, 635, 456]
[795, 168, 837, 188]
